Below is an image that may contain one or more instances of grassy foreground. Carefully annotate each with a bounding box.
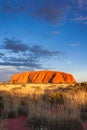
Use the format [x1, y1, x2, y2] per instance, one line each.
[0, 82, 87, 130]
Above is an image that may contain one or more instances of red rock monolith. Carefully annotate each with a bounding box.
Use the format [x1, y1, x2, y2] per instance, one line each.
[9, 70, 76, 84]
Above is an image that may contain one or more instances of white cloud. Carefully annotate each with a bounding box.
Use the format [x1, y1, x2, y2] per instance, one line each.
[51, 31, 60, 35]
[69, 43, 80, 47]
[73, 16, 87, 21]
[72, 16, 87, 24]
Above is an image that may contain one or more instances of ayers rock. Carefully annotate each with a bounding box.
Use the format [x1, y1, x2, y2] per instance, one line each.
[9, 70, 76, 84]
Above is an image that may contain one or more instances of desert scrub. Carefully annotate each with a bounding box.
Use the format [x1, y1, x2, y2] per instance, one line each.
[7, 109, 17, 118]
[0, 111, 8, 130]
[80, 112, 87, 121]
[20, 83, 26, 87]
[11, 80, 17, 85]
[17, 105, 29, 116]
[26, 103, 83, 130]
[26, 114, 48, 130]
[81, 103, 87, 113]
[11, 87, 22, 90]
[26, 96, 51, 129]
[3, 95, 21, 118]
[49, 92, 64, 104]
[73, 82, 87, 91]
[25, 90, 84, 130]
[41, 93, 49, 103]
[48, 118, 83, 130]
[26, 116, 83, 130]
[1, 82, 7, 87]
[80, 103, 87, 121]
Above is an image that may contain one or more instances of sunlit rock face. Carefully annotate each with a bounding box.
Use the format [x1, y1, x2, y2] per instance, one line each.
[9, 70, 76, 84]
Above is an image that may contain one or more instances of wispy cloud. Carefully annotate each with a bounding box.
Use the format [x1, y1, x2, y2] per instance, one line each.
[72, 16, 87, 24]
[51, 31, 60, 35]
[3, 38, 29, 52]
[33, 2, 66, 24]
[0, 61, 41, 68]
[30, 45, 61, 56]
[0, 52, 4, 57]
[1, 0, 87, 24]
[69, 43, 80, 47]
[0, 37, 63, 70]
[75, 0, 87, 8]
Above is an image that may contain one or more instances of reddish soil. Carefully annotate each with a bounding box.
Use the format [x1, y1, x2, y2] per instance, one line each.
[1, 115, 87, 130]
[83, 122, 87, 130]
[7, 116, 27, 130]
[7, 118, 87, 130]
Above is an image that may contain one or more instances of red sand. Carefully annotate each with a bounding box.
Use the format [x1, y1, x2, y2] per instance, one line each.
[8, 117, 87, 130]
[83, 122, 87, 130]
[7, 116, 27, 130]
[7, 118, 87, 130]
[0, 116, 87, 130]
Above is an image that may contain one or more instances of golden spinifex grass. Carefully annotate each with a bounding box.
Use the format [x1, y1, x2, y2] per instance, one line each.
[0, 83, 87, 130]
[26, 91, 84, 130]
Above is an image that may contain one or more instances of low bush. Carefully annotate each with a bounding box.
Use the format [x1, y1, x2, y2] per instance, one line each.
[20, 83, 26, 87]
[81, 104, 87, 113]
[26, 114, 48, 130]
[17, 105, 29, 116]
[26, 114, 83, 130]
[49, 92, 64, 104]
[7, 109, 17, 118]
[80, 112, 87, 121]
[48, 118, 83, 130]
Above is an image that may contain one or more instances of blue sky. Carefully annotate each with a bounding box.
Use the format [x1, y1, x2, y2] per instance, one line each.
[0, 0, 87, 82]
